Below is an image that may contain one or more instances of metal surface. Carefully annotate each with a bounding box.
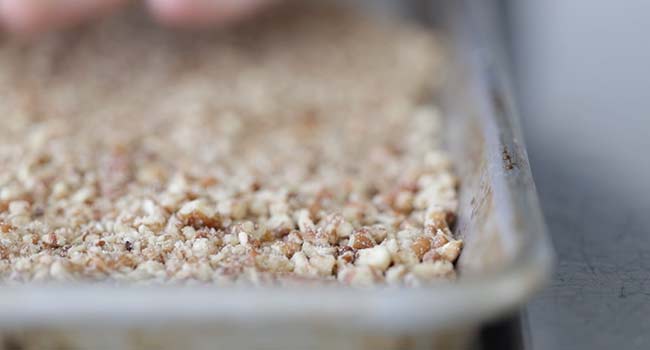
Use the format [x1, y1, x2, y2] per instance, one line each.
[0, 2, 553, 349]
[508, 1, 650, 349]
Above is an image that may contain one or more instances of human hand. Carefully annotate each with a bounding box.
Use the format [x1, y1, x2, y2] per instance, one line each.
[0, 0, 274, 34]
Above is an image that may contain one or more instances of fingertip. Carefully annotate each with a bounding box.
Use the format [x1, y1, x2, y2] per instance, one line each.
[147, 0, 272, 28]
[0, 0, 130, 35]
[146, 0, 196, 26]
[0, 0, 49, 34]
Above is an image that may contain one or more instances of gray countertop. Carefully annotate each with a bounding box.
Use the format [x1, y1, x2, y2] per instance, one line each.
[523, 145, 650, 349]
[507, 1, 650, 348]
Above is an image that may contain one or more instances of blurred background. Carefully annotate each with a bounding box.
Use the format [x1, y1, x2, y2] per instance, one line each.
[505, 0, 650, 349]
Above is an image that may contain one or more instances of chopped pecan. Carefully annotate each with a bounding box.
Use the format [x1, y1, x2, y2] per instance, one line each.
[411, 236, 432, 260]
[0, 222, 15, 233]
[349, 229, 375, 249]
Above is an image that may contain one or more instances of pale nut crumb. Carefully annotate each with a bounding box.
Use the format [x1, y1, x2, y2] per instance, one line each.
[177, 199, 222, 229]
[178, 199, 214, 217]
[8, 201, 29, 216]
[422, 250, 443, 262]
[182, 226, 197, 240]
[267, 214, 294, 235]
[230, 200, 248, 220]
[393, 191, 414, 213]
[71, 187, 95, 204]
[51, 182, 70, 198]
[50, 260, 73, 281]
[192, 238, 211, 257]
[423, 150, 452, 171]
[291, 251, 317, 277]
[433, 232, 450, 248]
[296, 209, 314, 233]
[410, 261, 455, 280]
[366, 225, 388, 243]
[385, 265, 408, 285]
[256, 253, 293, 273]
[238, 232, 249, 246]
[338, 266, 384, 287]
[309, 254, 336, 276]
[338, 221, 354, 238]
[436, 239, 463, 262]
[424, 207, 450, 229]
[356, 245, 392, 271]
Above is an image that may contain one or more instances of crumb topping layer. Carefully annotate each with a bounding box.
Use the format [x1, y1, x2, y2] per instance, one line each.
[0, 4, 461, 286]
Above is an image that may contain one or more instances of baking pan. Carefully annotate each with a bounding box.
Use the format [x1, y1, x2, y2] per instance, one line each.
[0, 1, 553, 349]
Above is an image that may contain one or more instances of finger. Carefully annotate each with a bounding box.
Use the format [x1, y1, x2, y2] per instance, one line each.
[0, 0, 129, 34]
[147, 0, 274, 28]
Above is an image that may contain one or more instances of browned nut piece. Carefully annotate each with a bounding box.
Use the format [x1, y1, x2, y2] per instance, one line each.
[349, 230, 375, 249]
[392, 190, 414, 214]
[199, 176, 219, 188]
[0, 222, 15, 233]
[411, 236, 432, 260]
[425, 210, 450, 230]
[338, 250, 355, 264]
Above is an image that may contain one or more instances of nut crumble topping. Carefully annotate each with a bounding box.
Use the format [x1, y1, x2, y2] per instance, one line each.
[0, 3, 462, 287]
